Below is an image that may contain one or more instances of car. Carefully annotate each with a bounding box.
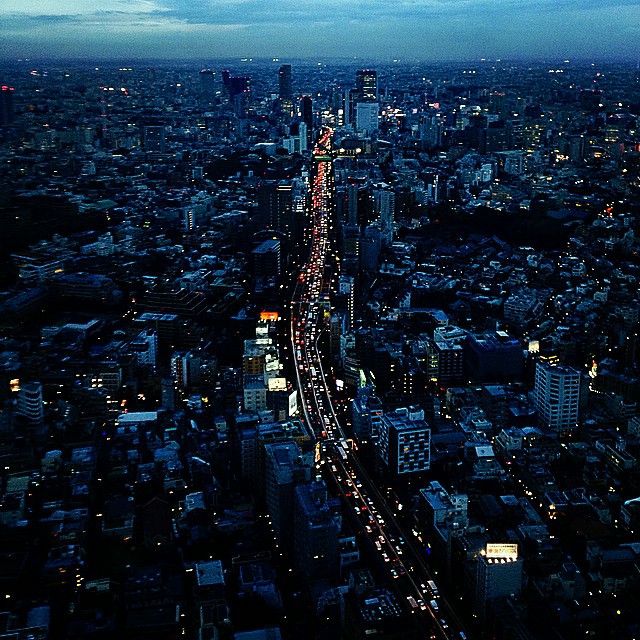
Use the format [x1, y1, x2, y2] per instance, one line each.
[382, 552, 389, 562]
[390, 569, 399, 579]
[418, 599, 427, 611]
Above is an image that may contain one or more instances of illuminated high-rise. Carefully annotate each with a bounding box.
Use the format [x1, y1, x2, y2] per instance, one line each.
[355, 69, 377, 102]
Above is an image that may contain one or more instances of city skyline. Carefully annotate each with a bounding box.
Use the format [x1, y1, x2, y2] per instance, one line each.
[1, 0, 639, 61]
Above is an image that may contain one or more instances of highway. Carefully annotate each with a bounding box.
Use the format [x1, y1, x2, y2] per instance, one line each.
[289, 128, 472, 640]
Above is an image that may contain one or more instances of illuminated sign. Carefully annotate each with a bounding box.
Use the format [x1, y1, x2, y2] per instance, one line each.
[486, 543, 518, 559]
[260, 311, 279, 321]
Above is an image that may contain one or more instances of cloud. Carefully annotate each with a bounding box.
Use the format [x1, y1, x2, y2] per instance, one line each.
[0, 0, 639, 58]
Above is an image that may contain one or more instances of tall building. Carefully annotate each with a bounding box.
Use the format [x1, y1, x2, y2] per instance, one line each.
[228, 75, 251, 98]
[346, 184, 359, 226]
[171, 350, 200, 391]
[278, 64, 292, 101]
[534, 362, 582, 435]
[360, 224, 381, 272]
[355, 102, 379, 134]
[373, 187, 395, 245]
[252, 238, 282, 286]
[0, 85, 14, 126]
[338, 275, 355, 330]
[16, 381, 44, 425]
[417, 481, 469, 541]
[257, 181, 297, 240]
[378, 407, 431, 476]
[300, 95, 313, 143]
[355, 69, 377, 102]
[474, 543, 523, 621]
[351, 388, 383, 444]
[264, 441, 311, 550]
[199, 69, 216, 97]
[131, 329, 158, 371]
[293, 481, 339, 581]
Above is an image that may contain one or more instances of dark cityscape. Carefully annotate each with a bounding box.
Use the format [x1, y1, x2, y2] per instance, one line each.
[1, 3, 640, 639]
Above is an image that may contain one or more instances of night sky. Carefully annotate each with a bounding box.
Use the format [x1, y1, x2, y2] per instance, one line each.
[1, 0, 639, 60]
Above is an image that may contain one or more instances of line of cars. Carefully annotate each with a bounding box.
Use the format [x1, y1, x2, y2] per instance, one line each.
[290, 133, 468, 640]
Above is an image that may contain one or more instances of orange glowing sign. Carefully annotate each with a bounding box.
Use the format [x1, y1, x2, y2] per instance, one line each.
[260, 311, 279, 321]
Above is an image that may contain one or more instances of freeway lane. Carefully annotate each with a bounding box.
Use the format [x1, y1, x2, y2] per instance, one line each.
[290, 130, 472, 640]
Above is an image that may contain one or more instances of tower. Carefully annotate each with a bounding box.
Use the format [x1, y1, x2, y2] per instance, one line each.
[278, 64, 292, 101]
[257, 181, 295, 240]
[198, 69, 215, 98]
[300, 95, 313, 144]
[355, 69, 377, 102]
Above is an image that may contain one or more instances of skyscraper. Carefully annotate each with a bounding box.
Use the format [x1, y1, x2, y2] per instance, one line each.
[278, 64, 292, 101]
[300, 95, 313, 144]
[0, 85, 15, 126]
[257, 181, 296, 240]
[198, 69, 215, 98]
[355, 69, 377, 102]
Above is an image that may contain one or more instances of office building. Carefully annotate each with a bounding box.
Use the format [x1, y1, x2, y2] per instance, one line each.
[534, 362, 582, 435]
[378, 408, 431, 476]
[338, 275, 355, 330]
[264, 441, 311, 551]
[355, 69, 377, 102]
[474, 544, 523, 620]
[351, 388, 383, 444]
[465, 331, 524, 381]
[373, 187, 395, 245]
[278, 64, 292, 101]
[143, 125, 166, 152]
[229, 75, 250, 98]
[17, 381, 44, 425]
[131, 329, 158, 371]
[0, 85, 14, 126]
[293, 481, 339, 581]
[257, 181, 297, 240]
[252, 238, 281, 284]
[171, 350, 200, 391]
[199, 69, 215, 97]
[300, 95, 313, 143]
[416, 481, 468, 553]
[355, 102, 379, 134]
